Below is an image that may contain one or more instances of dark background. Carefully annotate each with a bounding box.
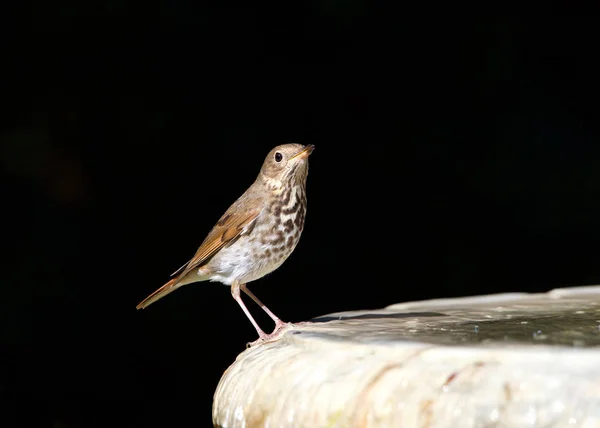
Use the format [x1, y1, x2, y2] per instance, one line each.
[2, 10, 600, 427]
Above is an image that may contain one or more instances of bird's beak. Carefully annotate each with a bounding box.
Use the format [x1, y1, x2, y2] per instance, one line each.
[290, 144, 315, 160]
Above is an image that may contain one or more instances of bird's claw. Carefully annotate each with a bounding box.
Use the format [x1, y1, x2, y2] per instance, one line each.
[246, 321, 296, 347]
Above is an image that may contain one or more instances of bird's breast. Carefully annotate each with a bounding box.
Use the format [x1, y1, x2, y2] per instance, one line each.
[206, 184, 307, 285]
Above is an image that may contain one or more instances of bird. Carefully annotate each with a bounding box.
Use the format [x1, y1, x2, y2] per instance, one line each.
[136, 143, 314, 346]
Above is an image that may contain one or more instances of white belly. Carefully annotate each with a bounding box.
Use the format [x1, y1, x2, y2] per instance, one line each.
[204, 229, 299, 286]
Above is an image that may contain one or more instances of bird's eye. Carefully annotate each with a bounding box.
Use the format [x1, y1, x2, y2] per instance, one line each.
[274, 152, 283, 162]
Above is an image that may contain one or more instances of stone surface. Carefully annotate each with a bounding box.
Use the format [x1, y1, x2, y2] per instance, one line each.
[213, 286, 600, 427]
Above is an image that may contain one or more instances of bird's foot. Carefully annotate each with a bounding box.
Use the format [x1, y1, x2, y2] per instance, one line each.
[246, 320, 294, 348]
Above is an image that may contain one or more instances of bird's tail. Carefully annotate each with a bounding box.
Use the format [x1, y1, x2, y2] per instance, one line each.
[136, 277, 190, 310]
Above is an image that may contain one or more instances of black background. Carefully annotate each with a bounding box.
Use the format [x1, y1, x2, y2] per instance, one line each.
[2, 10, 600, 427]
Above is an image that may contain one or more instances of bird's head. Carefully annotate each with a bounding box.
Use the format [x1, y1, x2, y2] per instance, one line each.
[258, 143, 314, 190]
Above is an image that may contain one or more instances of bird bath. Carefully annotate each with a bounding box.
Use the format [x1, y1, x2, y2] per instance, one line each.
[213, 286, 600, 427]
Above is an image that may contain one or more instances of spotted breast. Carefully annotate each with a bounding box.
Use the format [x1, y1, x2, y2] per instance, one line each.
[201, 181, 307, 286]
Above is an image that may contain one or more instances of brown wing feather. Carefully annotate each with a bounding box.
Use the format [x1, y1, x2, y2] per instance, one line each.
[136, 204, 261, 310]
[175, 207, 261, 280]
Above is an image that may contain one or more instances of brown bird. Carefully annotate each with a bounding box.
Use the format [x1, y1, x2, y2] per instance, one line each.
[136, 143, 314, 345]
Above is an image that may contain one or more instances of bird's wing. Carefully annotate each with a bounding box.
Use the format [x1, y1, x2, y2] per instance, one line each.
[170, 204, 262, 279]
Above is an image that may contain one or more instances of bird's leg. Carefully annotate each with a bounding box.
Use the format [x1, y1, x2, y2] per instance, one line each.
[240, 284, 289, 333]
[231, 281, 269, 340]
